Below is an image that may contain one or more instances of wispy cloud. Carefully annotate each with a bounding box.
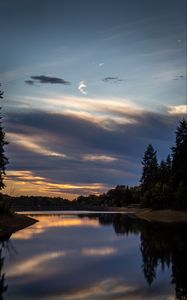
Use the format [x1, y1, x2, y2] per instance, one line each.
[78, 81, 87, 95]
[25, 75, 71, 85]
[99, 62, 104, 67]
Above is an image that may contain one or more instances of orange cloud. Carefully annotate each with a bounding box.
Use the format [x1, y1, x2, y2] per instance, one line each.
[4, 170, 109, 199]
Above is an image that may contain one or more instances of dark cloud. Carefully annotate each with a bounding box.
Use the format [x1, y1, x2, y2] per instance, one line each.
[5, 108, 180, 192]
[26, 75, 71, 85]
[173, 75, 185, 80]
[6, 110, 177, 159]
[102, 77, 124, 83]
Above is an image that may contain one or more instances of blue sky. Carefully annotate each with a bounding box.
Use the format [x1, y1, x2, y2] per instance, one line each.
[0, 0, 186, 198]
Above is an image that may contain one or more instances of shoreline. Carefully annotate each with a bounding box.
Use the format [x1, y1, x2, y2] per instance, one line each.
[91, 207, 187, 223]
[97, 207, 187, 223]
[133, 208, 187, 223]
[0, 214, 38, 240]
[1, 208, 186, 239]
[15, 207, 187, 223]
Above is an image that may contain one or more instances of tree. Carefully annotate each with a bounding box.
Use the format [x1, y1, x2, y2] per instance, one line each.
[159, 155, 172, 185]
[172, 119, 187, 188]
[140, 144, 158, 193]
[0, 87, 8, 191]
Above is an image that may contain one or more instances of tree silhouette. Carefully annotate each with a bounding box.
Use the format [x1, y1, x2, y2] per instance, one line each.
[0, 87, 8, 192]
[158, 155, 172, 185]
[140, 144, 158, 193]
[172, 119, 187, 188]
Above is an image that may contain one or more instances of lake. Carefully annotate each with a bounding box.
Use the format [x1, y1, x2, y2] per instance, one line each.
[1, 212, 187, 300]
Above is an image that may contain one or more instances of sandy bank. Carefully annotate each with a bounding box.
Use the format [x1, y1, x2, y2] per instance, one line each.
[71, 207, 187, 223]
[132, 208, 187, 223]
[99, 207, 187, 223]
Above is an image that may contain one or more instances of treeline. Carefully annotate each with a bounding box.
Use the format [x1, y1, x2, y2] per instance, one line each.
[74, 119, 187, 210]
[140, 119, 187, 210]
[2, 195, 72, 211]
[74, 185, 141, 208]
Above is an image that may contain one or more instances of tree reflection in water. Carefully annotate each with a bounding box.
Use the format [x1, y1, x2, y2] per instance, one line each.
[0, 235, 10, 300]
[79, 213, 187, 300]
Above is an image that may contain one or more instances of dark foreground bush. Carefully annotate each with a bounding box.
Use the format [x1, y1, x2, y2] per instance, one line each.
[0, 200, 13, 215]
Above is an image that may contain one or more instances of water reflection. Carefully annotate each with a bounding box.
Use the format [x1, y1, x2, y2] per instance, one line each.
[0, 235, 10, 300]
[12, 214, 100, 240]
[3, 213, 187, 300]
[83, 213, 187, 299]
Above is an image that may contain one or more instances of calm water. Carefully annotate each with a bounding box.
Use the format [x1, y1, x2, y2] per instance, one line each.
[1, 213, 187, 300]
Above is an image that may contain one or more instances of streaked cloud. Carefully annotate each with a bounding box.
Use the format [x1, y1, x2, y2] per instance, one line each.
[7, 132, 67, 158]
[14, 94, 141, 130]
[83, 154, 118, 162]
[4, 170, 109, 198]
[7, 252, 66, 277]
[78, 81, 87, 95]
[53, 278, 136, 300]
[7, 170, 45, 181]
[82, 247, 117, 256]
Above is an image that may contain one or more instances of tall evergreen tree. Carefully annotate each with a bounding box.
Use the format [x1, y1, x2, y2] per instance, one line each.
[159, 155, 172, 185]
[0, 87, 8, 191]
[140, 144, 158, 193]
[172, 119, 187, 188]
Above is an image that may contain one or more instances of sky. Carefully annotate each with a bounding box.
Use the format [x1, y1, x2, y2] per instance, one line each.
[0, 0, 186, 199]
